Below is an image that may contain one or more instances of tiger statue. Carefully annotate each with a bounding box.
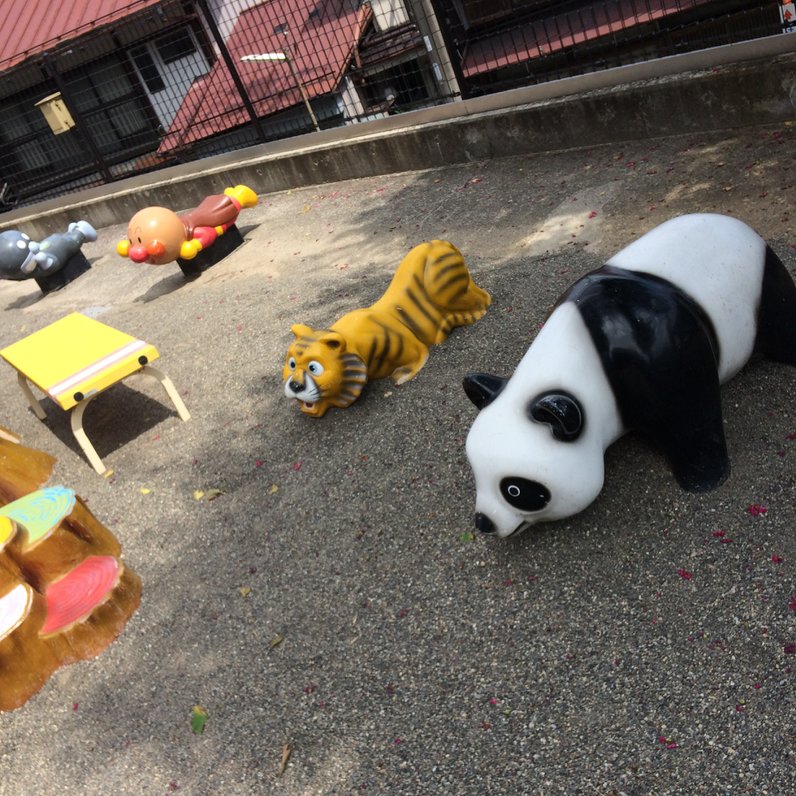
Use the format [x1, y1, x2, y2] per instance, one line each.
[283, 240, 491, 417]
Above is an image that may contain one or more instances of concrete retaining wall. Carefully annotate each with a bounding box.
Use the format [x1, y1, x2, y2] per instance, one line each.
[5, 33, 796, 237]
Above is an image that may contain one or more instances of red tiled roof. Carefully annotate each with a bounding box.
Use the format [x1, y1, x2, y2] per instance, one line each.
[0, 0, 163, 71]
[462, 0, 716, 77]
[357, 21, 424, 70]
[159, 0, 371, 153]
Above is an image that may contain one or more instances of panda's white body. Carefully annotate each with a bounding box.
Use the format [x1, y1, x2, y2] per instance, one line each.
[464, 214, 795, 538]
[607, 214, 765, 380]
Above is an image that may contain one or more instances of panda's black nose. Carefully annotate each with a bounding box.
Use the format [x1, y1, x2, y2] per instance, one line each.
[475, 513, 496, 534]
[288, 380, 304, 393]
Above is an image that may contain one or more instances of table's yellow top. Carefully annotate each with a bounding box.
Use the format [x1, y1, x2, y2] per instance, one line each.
[0, 313, 159, 410]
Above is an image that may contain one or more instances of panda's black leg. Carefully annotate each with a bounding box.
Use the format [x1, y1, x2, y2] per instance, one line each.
[625, 354, 730, 493]
[664, 406, 730, 492]
[755, 246, 796, 365]
[650, 377, 730, 493]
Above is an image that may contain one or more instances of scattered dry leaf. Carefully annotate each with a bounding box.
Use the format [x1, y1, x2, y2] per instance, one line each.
[191, 705, 208, 734]
[269, 633, 284, 648]
[279, 743, 291, 775]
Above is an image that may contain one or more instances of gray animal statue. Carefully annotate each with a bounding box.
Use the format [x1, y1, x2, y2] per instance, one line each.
[0, 221, 96, 281]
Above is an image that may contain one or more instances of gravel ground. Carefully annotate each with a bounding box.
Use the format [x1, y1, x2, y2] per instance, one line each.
[0, 123, 794, 795]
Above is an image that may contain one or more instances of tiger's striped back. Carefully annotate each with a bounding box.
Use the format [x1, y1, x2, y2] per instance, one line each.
[373, 240, 491, 347]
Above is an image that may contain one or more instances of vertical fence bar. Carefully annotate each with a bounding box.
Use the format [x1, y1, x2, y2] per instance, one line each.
[418, 0, 469, 99]
[194, 0, 268, 143]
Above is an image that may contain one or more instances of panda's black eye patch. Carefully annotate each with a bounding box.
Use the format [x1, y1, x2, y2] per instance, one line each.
[500, 478, 550, 511]
[528, 391, 584, 441]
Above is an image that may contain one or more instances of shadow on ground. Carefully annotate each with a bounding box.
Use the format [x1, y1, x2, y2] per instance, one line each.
[0, 125, 794, 796]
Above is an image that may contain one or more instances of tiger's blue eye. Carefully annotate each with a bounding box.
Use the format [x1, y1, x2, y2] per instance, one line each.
[308, 360, 324, 375]
[288, 357, 296, 370]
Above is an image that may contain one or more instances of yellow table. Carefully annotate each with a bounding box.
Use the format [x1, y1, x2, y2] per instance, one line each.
[0, 313, 190, 474]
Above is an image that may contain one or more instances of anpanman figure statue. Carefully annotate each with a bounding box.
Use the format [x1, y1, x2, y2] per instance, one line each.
[117, 184, 257, 265]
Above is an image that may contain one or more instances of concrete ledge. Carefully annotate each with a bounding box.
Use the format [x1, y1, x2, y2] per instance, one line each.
[5, 33, 796, 237]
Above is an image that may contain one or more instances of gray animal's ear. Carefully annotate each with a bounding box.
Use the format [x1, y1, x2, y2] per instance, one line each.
[528, 391, 583, 441]
[463, 372, 508, 410]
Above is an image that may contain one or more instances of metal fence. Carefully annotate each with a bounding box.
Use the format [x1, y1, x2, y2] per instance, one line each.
[440, 0, 786, 97]
[0, 0, 789, 211]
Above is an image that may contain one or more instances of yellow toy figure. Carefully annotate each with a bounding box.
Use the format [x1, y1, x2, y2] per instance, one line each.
[117, 184, 257, 265]
[283, 240, 491, 417]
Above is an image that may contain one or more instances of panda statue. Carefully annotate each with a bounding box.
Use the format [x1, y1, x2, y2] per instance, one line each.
[463, 213, 796, 537]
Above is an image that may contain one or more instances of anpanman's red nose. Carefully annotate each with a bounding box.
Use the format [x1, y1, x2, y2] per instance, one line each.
[128, 244, 149, 263]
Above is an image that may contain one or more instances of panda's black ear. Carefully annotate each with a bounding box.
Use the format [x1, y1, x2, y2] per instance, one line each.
[528, 392, 584, 441]
[463, 372, 508, 410]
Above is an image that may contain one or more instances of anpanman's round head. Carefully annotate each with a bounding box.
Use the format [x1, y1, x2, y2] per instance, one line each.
[121, 207, 186, 265]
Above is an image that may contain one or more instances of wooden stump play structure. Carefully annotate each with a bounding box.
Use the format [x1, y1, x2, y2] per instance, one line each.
[0, 436, 141, 711]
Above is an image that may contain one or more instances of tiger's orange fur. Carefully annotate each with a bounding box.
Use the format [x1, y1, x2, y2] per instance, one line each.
[283, 240, 491, 417]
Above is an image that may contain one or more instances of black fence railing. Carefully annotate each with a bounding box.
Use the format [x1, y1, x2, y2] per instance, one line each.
[437, 0, 785, 97]
[0, 0, 789, 211]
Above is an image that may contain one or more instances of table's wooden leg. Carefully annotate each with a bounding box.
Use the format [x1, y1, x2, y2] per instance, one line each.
[0, 425, 20, 443]
[17, 373, 46, 420]
[141, 365, 191, 421]
[69, 398, 106, 475]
